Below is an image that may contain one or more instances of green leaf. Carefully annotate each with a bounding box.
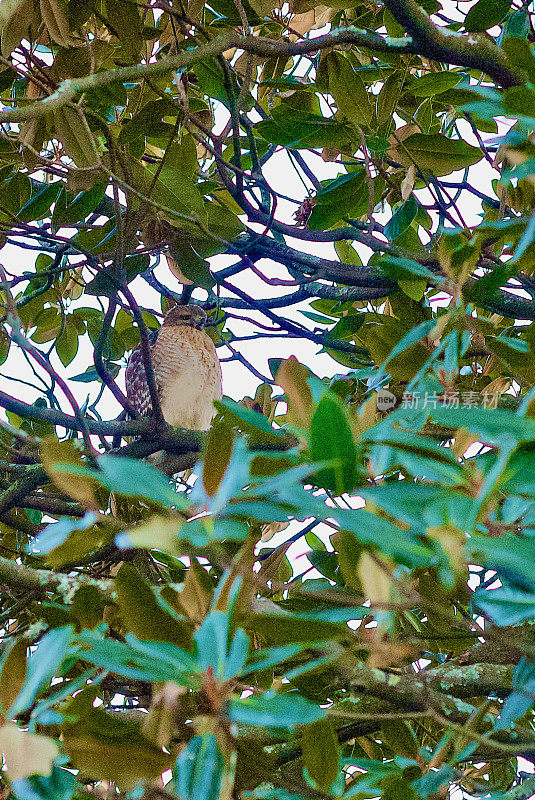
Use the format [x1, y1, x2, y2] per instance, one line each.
[326, 52, 373, 126]
[0, 640, 27, 718]
[307, 170, 368, 231]
[302, 718, 340, 790]
[194, 611, 232, 679]
[256, 106, 349, 150]
[359, 484, 473, 530]
[497, 659, 535, 728]
[76, 630, 197, 683]
[229, 691, 325, 728]
[510, 210, 535, 263]
[395, 134, 482, 176]
[204, 200, 245, 241]
[412, 766, 454, 798]
[202, 421, 234, 498]
[467, 534, 535, 592]
[11, 765, 76, 800]
[61, 686, 173, 788]
[379, 255, 437, 281]
[10, 627, 73, 718]
[17, 183, 61, 222]
[430, 406, 535, 446]
[55, 455, 188, 508]
[0, 173, 31, 215]
[115, 564, 194, 648]
[335, 509, 435, 567]
[215, 397, 286, 444]
[192, 437, 253, 512]
[167, 240, 214, 289]
[240, 644, 304, 676]
[53, 107, 99, 169]
[118, 99, 178, 145]
[175, 735, 223, 800]
[309, 393, 357, 494]
[28, 512, 97, 557]
[410, 72, 463, 97]
[84, 252, 150, 296]
[55, 183, 106, 226]
[146, 142, 205, 219]
[384, 195, 418, 241]
[56, 320, 79, 367]
[464, 0, 512, 31]
[103, 0, 143, 59]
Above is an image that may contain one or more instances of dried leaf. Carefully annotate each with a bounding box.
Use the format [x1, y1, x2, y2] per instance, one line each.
[401, 164, 416, 201]
[0, 723, 58, 780]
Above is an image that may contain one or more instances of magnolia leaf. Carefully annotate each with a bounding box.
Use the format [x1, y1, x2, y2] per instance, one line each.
[302, 718, 340, 789]
[274, 356, 315, 428]
[52, 107, 99, 169]
[115, 564, 194, 647]
[309, 393, 357, 494]
[464, 0, 512, 31]
[0, 640, 27, 717]
[40, 438, 99, 509]
[391, 133, 482, 176]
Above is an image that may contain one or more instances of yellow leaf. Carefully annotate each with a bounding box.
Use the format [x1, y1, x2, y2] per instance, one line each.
[290, 10, 315, 35]
[357, 551, 393, 606]
[248, 0, 278, 17]
[142, 682, 186, 748]
[124, 515, 182, 554]
[177, 557, 212, 622]
[482, 376, 511, 397]
[401, 164, 416, 201]
[0, 724, 57, 781]
[260, 520, 290, 542]
[0, 640, 27, 717]
[321, 147, 340, 162]
[202, 421, 234, 497]
[452, 427, 480, 458]
[40, 437, 99, 509]
[427, 524, 465, 572]
[275, 356, 314, 428]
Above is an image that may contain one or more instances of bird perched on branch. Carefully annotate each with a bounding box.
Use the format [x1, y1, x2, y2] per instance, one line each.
[125, 304, 222, 432]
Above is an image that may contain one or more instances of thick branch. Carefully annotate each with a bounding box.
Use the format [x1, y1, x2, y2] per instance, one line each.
[0, 388, 201, 442]
[0, 553, 113, 598]
[383, 0, 523, 88]
[0, 23, 521, 124]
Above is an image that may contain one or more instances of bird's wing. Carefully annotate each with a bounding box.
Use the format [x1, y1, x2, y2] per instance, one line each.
[125, 331, 160, 417]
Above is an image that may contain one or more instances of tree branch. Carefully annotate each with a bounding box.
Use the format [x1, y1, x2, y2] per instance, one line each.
[0, 553, 113, 598]
[383, 0, 524, 88]
[0, 22, 521, 125]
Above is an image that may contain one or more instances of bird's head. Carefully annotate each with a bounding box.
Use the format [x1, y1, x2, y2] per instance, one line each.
[162, 304, 207, 330]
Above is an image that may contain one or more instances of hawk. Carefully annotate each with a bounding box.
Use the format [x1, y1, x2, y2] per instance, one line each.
[125, 304, 222, 431]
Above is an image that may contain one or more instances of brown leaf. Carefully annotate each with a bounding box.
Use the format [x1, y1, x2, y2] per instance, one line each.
[167, 253, 193, 285]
